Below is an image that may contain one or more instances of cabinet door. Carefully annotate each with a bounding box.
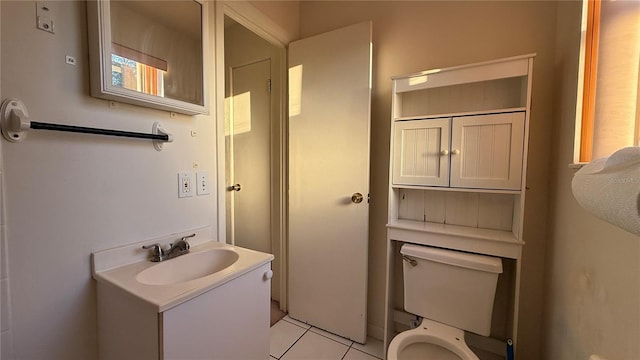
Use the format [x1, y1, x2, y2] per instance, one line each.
[450, 112, 525, 190]
[393, 119, 450, 186]
[162, 264, 271, 359]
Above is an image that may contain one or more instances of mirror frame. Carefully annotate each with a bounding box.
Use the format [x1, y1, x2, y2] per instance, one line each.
[86, 0, 209, 115]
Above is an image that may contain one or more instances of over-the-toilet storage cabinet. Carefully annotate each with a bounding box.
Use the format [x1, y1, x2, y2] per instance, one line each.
[384, 54, 534, 357]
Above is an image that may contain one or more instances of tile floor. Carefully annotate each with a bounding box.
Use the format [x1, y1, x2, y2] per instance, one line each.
[270, 316, 384, 360]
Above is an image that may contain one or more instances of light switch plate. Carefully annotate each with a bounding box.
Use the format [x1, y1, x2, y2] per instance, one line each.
[196, 172, 210, 195]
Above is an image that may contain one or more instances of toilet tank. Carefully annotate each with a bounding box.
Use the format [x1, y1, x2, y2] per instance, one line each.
[400, 244, 502, 337]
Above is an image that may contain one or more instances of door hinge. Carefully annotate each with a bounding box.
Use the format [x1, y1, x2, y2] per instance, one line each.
[267, 79, 272, 93]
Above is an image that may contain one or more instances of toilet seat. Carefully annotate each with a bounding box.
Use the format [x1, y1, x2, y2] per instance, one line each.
[387, 319, 479, 360]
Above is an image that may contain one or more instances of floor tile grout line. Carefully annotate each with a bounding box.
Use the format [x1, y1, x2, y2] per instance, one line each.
[277, 327, 310, 360]
[279, 326, 353, 360]
[352, 345, 384, 359]
[273, 319, 383, 359]
[347, 346, 385, 360]
[308, 327, 354, 348]
[340, 342, 354, 360]
[282, 319, 354, 348]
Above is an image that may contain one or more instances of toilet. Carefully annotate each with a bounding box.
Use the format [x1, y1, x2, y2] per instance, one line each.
[387, 244, 503, 360]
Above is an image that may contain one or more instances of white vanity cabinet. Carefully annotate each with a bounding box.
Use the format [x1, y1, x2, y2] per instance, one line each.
[385, 54, 534, 358]
[393, 112, 525, 189]
[97, 263, 271, 360]
[93, 240, 274, 360]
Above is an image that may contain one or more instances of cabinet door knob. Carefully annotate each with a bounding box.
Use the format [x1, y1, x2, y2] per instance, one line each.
[263, 270, 273, 280]
[451, 149, 460, 155]
[440, 149, 449, 155]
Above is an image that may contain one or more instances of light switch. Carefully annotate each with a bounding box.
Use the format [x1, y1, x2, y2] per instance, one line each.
[178, 172, 194, 198]
[196, 172, 210, 195]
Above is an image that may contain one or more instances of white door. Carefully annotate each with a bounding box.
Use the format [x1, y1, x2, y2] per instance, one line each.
[288, 21, 372, 343]
[226, 59, 272, 253]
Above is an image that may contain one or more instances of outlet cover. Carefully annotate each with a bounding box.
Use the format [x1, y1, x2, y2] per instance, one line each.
[178, 172, 194, 198]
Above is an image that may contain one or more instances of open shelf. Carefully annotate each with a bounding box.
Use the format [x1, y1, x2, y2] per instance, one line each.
[391, 184, 521, 195]
[387, 219, 523, 259]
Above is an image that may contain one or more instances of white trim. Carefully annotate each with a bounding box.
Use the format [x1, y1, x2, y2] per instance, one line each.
[574, 0, 589, 164]
[222, 1, 294, 47]
[214, 0, 291, 312]
[214, 1, 227, 247]
[391, 53, 536, 80]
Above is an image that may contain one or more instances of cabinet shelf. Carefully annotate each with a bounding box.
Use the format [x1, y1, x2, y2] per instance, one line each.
[387, 219, 524, 259]
[393, 107, 526, 122]
[391, 184, 521, 195]
[392, 54, 533, 92]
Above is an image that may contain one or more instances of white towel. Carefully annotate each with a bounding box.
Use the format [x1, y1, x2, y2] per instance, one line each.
[572, 147, 640, 236]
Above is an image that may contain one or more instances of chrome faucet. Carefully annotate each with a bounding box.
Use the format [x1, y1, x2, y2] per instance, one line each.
[165, 234, 193, 259]
[142, 234, 195, 262]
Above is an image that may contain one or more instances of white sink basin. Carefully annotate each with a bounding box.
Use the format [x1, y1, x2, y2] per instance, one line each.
[136, 248, 240, 285]
[93, 238, 274, 312]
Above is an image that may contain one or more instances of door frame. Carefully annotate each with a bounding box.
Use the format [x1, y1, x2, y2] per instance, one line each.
[214, 1, 292, 310]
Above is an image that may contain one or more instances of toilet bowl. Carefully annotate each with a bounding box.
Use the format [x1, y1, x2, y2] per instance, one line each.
[387, 244, 503, 360]
[387, 319, 479, 360]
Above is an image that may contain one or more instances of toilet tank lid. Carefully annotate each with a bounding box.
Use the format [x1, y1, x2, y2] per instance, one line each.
[401, 244, 503, 274]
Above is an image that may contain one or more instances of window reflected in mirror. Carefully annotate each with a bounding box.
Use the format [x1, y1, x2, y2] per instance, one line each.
[111, 43, 167, 96]
[87, 0, 208, 114]
[109, 1, 203, 105]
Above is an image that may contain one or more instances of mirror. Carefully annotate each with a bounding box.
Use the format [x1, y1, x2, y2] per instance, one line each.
[87, 0, 208, 115]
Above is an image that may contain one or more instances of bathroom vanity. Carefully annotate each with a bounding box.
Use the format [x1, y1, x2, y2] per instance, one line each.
[384, 54, 535, 358]
[92, 234, 274, 359]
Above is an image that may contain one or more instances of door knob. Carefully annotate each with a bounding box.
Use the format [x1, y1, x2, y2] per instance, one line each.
[228, 184, 242, 192]
[351, 193, 364, 204]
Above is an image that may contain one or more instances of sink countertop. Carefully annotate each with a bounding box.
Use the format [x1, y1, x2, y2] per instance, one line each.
[92, 240, 274, 312]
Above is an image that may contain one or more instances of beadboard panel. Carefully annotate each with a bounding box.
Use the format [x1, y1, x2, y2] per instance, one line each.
[398, 190, 514, 232]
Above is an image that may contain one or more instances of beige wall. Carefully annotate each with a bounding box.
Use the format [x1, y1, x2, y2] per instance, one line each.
[544, 1, 640, 359]
[248, 0, 300, 41]
[0, 1, 217, 358]
[298, 1, 557, 358]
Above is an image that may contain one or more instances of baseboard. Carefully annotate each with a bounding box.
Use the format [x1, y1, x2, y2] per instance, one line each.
[367, 323, 384, 341]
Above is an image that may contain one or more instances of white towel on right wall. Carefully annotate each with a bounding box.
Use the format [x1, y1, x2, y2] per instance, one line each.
[572, 147, 640, 236]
